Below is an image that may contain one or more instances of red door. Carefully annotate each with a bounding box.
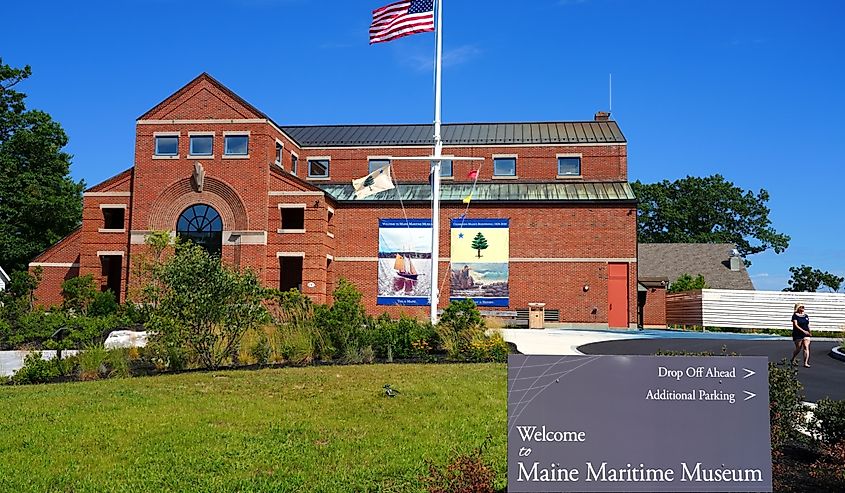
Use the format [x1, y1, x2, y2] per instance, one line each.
[608, 263, 629, 328]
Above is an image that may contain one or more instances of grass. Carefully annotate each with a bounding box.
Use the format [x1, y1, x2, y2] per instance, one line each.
[0, 363, 506, 492]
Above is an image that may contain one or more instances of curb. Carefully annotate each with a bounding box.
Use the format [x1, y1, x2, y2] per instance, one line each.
[830, 346, 845, 363]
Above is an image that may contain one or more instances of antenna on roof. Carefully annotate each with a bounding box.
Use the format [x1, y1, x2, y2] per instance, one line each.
[609, 73, 612, 113]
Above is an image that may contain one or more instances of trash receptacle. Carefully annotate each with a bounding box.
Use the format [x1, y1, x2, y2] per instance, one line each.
[528, 303, 546, 329]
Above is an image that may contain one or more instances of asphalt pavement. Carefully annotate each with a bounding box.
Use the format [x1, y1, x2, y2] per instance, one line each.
[579, 338, 843, 402]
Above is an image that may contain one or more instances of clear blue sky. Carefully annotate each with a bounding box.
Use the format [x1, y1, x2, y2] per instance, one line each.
[3, 0, 843, 291]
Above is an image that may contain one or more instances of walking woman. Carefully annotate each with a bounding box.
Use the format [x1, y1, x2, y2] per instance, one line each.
[791, 303, 812, 368]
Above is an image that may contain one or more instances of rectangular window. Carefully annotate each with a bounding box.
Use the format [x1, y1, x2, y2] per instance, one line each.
[557, 156, 581, 176]
[368, 158, 390, 174]
[440, 159, 453, 177]
[190, 135, 213, 156]
[224, 135, 249, 155]
[308, 158, 330, 178]
[155, 136, 178, 156]
[281, 207, 305, 231]
[493, 157, 516, 177]
[275, 142, 283, 166]
[102, 208, 125, 230]
[291, 155, 298, 175]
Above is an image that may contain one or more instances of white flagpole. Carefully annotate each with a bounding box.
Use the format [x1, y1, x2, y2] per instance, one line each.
[430, 0, 444, 324]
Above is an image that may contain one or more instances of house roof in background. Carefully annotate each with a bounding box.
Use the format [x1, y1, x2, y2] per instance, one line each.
[283, 121, 626, 147]
[638, 243, 755, 290]
[317, 181, 636, 203]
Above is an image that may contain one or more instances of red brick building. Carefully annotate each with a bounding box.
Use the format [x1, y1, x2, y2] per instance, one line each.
[31, 74, 638, 328]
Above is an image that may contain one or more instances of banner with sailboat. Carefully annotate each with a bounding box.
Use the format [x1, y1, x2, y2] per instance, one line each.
[377, 218, 432, 306]
[450, 218, 509, 307]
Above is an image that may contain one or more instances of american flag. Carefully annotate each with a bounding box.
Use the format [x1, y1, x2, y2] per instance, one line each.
[369, 0, 435, 44]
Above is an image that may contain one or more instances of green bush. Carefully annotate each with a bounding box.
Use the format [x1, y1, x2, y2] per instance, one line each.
[436, 299, 485, 359]
[668, 273, 708, 294]
[368, 314, 437, 361]
[467, 330, 509, 363]
[768, 361, 805, 452]
[315, 279, 368, 358]
[89, 290, 119, 317]
[250, 331, 271, 365]
[268, 288, 326, 362]
[11, 352, 61, 384]
[810, 398, 845, 446]
[146, 241, 270, 369]
[61, 274, 98, 315]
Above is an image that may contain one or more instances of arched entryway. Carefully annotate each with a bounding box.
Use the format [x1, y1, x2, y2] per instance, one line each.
[177, 204, 223, 256]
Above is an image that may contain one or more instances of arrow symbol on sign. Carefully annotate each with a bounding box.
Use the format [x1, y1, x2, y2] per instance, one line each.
[744, 391, 756, 401]
[742, 368, 756, 379]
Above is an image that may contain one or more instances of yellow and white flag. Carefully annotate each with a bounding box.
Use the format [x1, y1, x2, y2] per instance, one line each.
[352, 164, 395, 199]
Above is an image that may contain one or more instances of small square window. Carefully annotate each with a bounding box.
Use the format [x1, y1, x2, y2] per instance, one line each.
[291, 155, 298, 175]
[275, 142, 283, 165]
[440, 159, 453, 177]
[224, 135, 249, 155]
[155, 136, 178, 156]
[102, 208, 125, 230]
[190, 135, 213, 156]
[558, 157, 581, 176]
[368, 159, 390, 174]
[308, 159, 329, 178]
[493, 157, 516, 176]
[281, 207, 305, 230]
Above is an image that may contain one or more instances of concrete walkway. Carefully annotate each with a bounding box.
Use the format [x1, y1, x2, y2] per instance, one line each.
[500, 328, 640, 355]
[0, 350, 78, 377]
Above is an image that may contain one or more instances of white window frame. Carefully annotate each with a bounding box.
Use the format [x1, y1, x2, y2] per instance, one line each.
[275, 139, 284, 167]
[188, 132, 215, 159]
[99, 204, 127, 233]
[153, 132, 180, 159]
[278, 203, 306, 233]
[367, 156, 391, 174]
[290, 152, 299, 175]
[223, 131, 250, 158]
[492, 154, 518, 179]
[556, 153, 582, 178]
[307, 157, 330, 180]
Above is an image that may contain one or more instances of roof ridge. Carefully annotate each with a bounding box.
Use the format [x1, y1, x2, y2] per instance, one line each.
[282, 120, 618, 129]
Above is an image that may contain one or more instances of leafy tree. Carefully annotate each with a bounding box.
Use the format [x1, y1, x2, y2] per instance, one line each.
[632, 175, 789, 263]
[146, 241, 269, 369]
[471, 232, 488, 258]
[668, 273, 708, 293]
[783, 265, 844, 292]
[0, 60, 85, 273]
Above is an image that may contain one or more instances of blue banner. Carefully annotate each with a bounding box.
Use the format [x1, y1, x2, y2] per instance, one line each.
[379, 218, 432, 229]
[450, 218, 509, 229]
[377, 218, 432, 306]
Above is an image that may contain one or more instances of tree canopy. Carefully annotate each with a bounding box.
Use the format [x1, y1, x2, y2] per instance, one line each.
[632, 175, 789, 262]
[783, 265, 844, 293]
[0, 60, 84, 273]
[668, 273, 708, 294]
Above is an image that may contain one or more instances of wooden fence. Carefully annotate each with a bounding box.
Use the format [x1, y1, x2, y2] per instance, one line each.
[666, 289, 845, 332]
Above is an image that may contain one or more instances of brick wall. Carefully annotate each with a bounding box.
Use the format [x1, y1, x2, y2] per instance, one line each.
[642, 287, 667, 328]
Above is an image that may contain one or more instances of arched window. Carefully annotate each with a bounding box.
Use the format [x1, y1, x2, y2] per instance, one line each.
[176, 204, 223, 256]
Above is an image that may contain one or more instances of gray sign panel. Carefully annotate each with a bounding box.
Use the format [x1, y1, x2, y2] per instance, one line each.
[508, 355, 772, 492]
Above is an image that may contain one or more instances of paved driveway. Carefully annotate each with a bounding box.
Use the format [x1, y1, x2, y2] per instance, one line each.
[579, 338, 844, 402]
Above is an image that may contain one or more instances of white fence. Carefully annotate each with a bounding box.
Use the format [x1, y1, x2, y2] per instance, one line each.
[666, 289, 845, 332]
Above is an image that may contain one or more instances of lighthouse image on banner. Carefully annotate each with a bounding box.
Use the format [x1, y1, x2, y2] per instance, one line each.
[450, 218, 510, 307]
[377, 218, 432, 305]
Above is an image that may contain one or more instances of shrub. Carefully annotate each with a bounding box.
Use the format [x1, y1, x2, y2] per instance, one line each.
[315, 279, 368, 358]
[809, 442, 845, 486]
[768, 361, 805, 452]
[11, 352, 61, 384]
[422, 439, 495, 493]
[668, 273, 708, 294]
[436, 299, 485, 360]
[146, 241, 270, 369]
[268, 289, 325, 362]
[89, 290, 119, 317]
[810, 398, 845, 446]
[250, 331, 271, 366]
[467, 330, 509, 362]
[61, 274, 98, 315]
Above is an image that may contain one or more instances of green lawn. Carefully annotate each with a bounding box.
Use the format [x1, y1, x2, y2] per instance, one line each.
[0, 363, 507, 492]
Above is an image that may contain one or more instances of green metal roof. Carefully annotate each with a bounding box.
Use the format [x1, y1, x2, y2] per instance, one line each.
[316, 182, 636, 203]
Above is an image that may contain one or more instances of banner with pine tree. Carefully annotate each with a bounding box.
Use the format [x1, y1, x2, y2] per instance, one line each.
[449, 218, 509, 307]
